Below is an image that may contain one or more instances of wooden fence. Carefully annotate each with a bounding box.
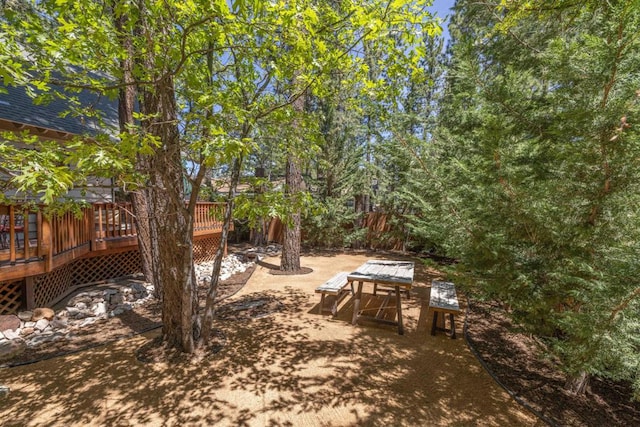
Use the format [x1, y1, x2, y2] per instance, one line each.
[266, 211, 406, 250]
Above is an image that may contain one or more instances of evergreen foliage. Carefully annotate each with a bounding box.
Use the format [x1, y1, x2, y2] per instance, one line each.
[3, 0, 638, 398]
[378, 31, 446, 252]
[412, 0, 640, 396]
[301, 73, 365, 248]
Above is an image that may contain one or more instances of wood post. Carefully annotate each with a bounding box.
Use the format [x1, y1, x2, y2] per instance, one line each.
[41, 215, 53, 272]
[98, 206, 104, 240]
[431, 311, 438, 336]
[87, 206, 95, 250]
[9, 206, 16, 263]
[395, 285, 404, 335]
[24, 276, 35, 310]
[430, 310, 457, 339]
[449, 313, 456, 339]
[23, 209, 30, 260]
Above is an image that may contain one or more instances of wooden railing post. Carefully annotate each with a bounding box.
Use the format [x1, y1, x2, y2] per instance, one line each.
[97, 204, 104, 240]
[41, 215, 53, 272]
[22, 208, 30, 260]
[8, 205, 19, 264]
[89, 205, 96, 251]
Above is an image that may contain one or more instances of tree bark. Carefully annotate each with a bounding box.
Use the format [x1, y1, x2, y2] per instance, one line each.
[140, 74, 198, 352]
[199, 156, 242, 345]
[280, 73, 305, 271]
[111, 0, 154, 286]
[136, 2, 198, 353]
[565, 371, 590, 395]
[131, 190, 155, 291]
[353, 194, 364, 249]
[251, 167, 268, 247]
[281, 153, 302, 271]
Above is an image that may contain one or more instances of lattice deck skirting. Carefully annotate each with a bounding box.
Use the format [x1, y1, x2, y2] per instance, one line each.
[193, 234, 223, 264]
[1, 235, 224, 313]
[33, 263, 73, 308]
[71, 250, 141, 287]
[0, 279, 23, 315]
[33, 250, 142, 308]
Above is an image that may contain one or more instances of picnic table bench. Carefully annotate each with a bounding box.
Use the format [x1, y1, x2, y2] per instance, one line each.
[315, 272, 353, 317]
[429, 280, 460, 339]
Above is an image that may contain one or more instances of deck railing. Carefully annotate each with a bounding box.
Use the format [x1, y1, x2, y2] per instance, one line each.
[94, 203, 137, 242]
[193, 202, 227, 235]
[0, 201, 228, 279]
[0, 205, 38, 264]
[51, 207, 93, 256]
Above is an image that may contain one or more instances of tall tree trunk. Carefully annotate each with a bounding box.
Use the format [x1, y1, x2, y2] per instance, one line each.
[136, 2, 198, 353]
[252, 167, 268, 247]
[353, 194, 364, 249]
[111, 1, 154, 285]
[281, 153, 302, 271]
[131, 190, 155, 291]
[140, 74, 198, 352]
[280, 83, 305, 271]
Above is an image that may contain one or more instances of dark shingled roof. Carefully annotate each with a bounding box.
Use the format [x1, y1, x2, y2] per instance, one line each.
[0, 81, 119, 136]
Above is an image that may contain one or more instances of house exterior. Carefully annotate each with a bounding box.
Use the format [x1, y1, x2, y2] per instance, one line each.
[0, 80, 119, 203]
[0, 82, 227, 315]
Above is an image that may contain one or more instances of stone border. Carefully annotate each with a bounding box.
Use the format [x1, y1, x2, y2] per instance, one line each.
[1, 253, 259, 368]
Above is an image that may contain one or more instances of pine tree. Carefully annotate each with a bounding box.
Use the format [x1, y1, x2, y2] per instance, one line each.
[420, 0, 640, 397]
[302, 73, 364, 248]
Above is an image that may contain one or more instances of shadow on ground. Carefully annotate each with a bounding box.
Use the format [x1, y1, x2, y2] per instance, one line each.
[0, 252, 539, 426]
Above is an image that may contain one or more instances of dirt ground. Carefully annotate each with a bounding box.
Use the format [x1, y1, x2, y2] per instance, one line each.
[0, 248, 597, 426]
[465, 299, 640, 426]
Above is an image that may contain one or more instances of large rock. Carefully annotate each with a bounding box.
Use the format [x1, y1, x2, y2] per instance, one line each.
[92, 302, 107, 316]
[0, 315, 20, 333]
[68, 295, 92, 307]
[2, 329, 20, 340]
[109, 293, 124, 306]
[131, 282, 148, 295]
[32, 308, 55, 321]
[35, 319, 50, 332]
[80, 317, 97, 327]
[50, 317, 68, 329]
[20, 327, 35, 337]
[65, 307, 80, 317]
[17, 311, 33, 322]
[0, 338, 26, 363]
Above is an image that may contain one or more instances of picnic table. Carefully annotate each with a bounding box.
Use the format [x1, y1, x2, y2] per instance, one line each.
[348, 260, 414, 335]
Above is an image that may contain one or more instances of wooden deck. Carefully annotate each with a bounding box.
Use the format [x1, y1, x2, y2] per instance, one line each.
[0, 202, 228, 282]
